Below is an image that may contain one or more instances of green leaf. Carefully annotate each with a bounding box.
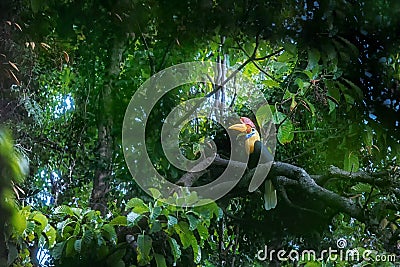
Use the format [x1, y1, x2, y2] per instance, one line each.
[127, 212, 143, 226]
[192, 241, 201, 263]
[7, 243, 18, 266]
[168, 237, 181, 264]
[102, 224, 117, 243]
[154, 253, 167, 267]
[31, 211, 48, 232]
[150, 206, 162, 221]
[174, 222, 196, 249]
[351, 183, 372, 193]
[57, 218, 74, 238]
[256, 104, 273, 127]
[344, 94, 355, 106]
[326, 80, 340, 103]
[327, 99, 337, 114]
[107, 248, 126, 266]
[110, 216, 127, 226]
[342, 78, 363, 100]
[263, 79, 280, 88]
[74, 239, 82, 253]
[65, 236, 77, 257]
[150, 220, 162, 234]
[52, 241, 66, 260]
[11, 211, 27, 235]
[337, 36, 359, 56]
[137, 234, 152, 265]
[302, 99, 316, 116]
[307, 48, 320, 70]
[278, 50, 294, 62]
[167, 215, 178, 228]
[363, 127, 373, 149]
[304, 261, 322, 267]
[187, 214, 200, 231]
[82, 229, 94, 246]
[272, 111, 285, 124]
[196, 223, 209, 243]
[277, 120, 294, 144]
[126, 198, 149, 214]
[30, 0, 42, 13]
[43, 224, 57, 247]
[149, 188, 162, 199]
[73, 222, 81, 236]
[54, 205, 74, 216]
[344, 152, 359, 172]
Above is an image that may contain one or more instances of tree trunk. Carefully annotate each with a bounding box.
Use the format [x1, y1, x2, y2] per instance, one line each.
[89, 39, 123, 215]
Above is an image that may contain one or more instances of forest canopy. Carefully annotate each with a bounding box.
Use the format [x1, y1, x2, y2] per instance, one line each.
[0, 0, 399, 266]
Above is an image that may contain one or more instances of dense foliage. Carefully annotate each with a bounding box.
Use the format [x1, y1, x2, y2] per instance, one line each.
[1, 0, 399, 266]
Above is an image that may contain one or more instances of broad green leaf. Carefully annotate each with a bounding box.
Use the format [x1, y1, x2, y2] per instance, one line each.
[187, 214, 200, 231]
[263, 79, 280, 88]
[167, 215, 178, 228]
[102, 224, 117, 243]
[54, 205, 73, 216]
[126, 212, 142, 226]
[196, 223, 209, 242]
[304, 261, 322, 267]
[82, 229, 94, 246]
[307, 48, 320, 70]
[25, 221, 35, 234]
[11, 211, 27, 235]
[137, 234, 152, 265]
[192, 241, 201, 264]
[344, 152, 359, 172]
[337, 36, 359, 56]
[74, 239, 82, 253]
[126, 198, 149, 214]
[256, 104, 273, 127]
[302, 99, 316, 117]
[168, 237, 181, 264]
[283, 43, 297, 55]
[150, 206, 162, 221]
[57, 218, 74, 237]
[7, 243, 18, 265]
[154, 253, 167, 267]
[342, 78, 363, 100]
[32, 214, 48, 232]
[107, 248, 126, 266]
[150, 220, 162, 233]
[110, 216, 127, 226]
[174, 221, 196, 249]
[52, 241, 66, 260]
[73, 222, 81, 236]
[149, 188, 161, 199]
[277, 120, 294, 144]
[278, 50, 294, 62]
[43, 224, 57, 247]
[351, 183, 372, 193]
[327, 99, 337, 114]
[65, 236, 77, 257]
[344, 94, 355, 105]
[326, 80, 340, 103]
[272, 111, 285, 124]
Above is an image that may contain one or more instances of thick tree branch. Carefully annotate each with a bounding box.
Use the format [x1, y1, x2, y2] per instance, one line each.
[177, 156, 368, 222]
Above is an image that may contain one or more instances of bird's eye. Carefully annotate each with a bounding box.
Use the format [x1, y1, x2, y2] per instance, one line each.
[251, 128, 255, 132]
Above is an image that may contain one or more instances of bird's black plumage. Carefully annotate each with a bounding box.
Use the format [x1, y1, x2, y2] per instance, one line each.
[248, 140, 273, 169]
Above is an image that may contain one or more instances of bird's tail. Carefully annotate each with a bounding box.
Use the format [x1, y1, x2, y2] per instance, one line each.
[264, 180, 277, 210]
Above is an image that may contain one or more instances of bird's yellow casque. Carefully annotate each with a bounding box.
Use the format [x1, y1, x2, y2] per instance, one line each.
[229, 117, 277, 210]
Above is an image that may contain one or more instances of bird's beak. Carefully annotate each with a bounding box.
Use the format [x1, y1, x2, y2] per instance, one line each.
[228, 123, 248, 133]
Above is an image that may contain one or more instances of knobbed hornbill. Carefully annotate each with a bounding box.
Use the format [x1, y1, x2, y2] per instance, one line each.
[229, 117, 277, 210]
